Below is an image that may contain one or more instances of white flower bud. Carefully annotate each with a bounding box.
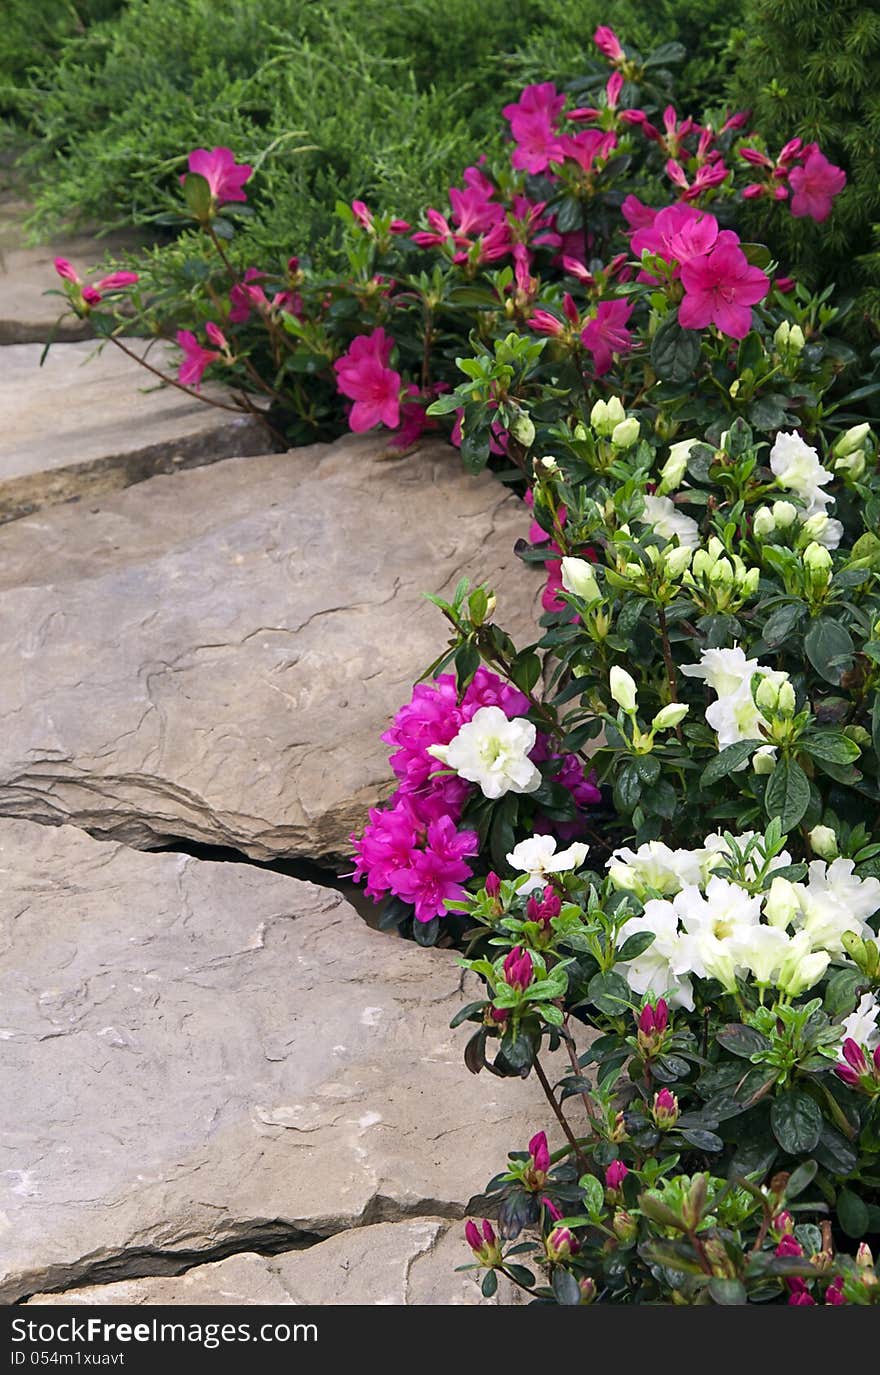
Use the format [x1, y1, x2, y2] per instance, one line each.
[560, 556, 600, 602]
[776, 680, 796, 717]
[754, 675, 781, 713]
[538, 455, 560, 475]
[774, 321, 791, 350]
[651, 702, 689, 731]
[834, 449, 866, 480]
[752, 746, 777, 775]
[753, 505, 776, 536]
[834, 423, 871, 457]
[609, 666, 638, 714]
[808, 824, 839, 860]
[771, 500, 798, 528]
[803, 540, 832, 581]
[611, 417, 640, 449]
[590, 396, 625, 435]
[763, 876, 800, 929]
[663, 545, 693, 578]
[658, 439, 695, 493]
[776, 931, 830, 996]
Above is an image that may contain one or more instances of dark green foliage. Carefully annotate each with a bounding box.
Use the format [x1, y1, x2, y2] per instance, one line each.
[733, 0, 880, 331]
[3, 0, 745, 264]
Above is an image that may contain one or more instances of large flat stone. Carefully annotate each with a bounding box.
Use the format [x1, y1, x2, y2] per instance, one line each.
[0, 341, 268, 523]
[0, 820, 549, 1303]
[26, 1220, 515, 1306]
[0, 198, 144, 344]
[0, 436, 539, 861]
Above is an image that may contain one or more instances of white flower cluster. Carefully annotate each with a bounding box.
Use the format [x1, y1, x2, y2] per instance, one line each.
[681, 645, 788, 755]
[610, 833, 880, 1012]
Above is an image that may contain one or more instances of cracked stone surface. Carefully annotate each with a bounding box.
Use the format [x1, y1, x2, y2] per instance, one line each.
[25, 1220, 519, 1306]
[0, 341, 268, 523]
[0, 820, 549, 1303]
[0, 434, 539, 861]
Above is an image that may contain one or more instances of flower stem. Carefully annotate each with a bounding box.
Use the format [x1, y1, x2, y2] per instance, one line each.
[533, 1051, 591, 1172]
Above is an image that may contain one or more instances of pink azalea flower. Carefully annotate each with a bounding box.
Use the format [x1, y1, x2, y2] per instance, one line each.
[679, 243, 769, 339]
[389, 816, 479, 923]
[333, 327, 402, 432]
[621, 195, 657, 230]
[594, 25, 625, 63]
[503, 82, 566, 124]
[631, 204, 721, 276]
[175, 329, 222, 389]
[555, 128, 617, 173]
[228, 267, 269, 323]
[508, 107, 564, 175]
[448, 184, 505, 237]
[789, 146, 846, 222]
[580, 298, 634, 375]
[412, 207, 455, 251]
[186, 147, 253, 205]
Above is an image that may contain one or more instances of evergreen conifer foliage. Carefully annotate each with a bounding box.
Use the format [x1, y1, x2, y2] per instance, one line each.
[734, 0, 880, 329]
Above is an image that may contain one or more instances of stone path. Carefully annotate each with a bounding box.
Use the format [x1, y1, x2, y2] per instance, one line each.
[0, 820, 542, 1304]
[0, 209, 547, 1306]
[0, 435, 538, 863]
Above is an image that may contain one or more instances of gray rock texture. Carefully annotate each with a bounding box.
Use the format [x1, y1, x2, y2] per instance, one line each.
[0, 436, 539, 861]
[0, 820, 549, 1303]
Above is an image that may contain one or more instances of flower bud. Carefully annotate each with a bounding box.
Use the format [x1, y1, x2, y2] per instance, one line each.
[651, 702, 689, 731]
[612, 1208, 637, 1243]
[529, 1130, 551, 1177]
[538, 455, 560, 475]
[609, 666, 638, 714]
[611, 416, 640, 449]
[465, 1217, 502, 1265]
[771, 499, 798, 528]
[545, 1226, 578, 1262]
[663, 545, 693, 578]
[658, 439, 695, 493]
[752, 745, 776, 775]
[754, 675, 781, 713]
[834, 423, 871, 457]
[605, 1160, 629, 1191]
[803, 540, 832, 586]
[590, 396, 625, 434]
[834, 449, 866, 480]
[763, 876, 800, 929]
[503, 945, 534, 992]
[652, 1088, 679, 1129]
[579, 1276, 597, 1303]
[753, 505, 776, 536]
[773, 1211, 795, 1236]
[485, 871, 501, 899]
[808, 824, 838, 860]
[561, 556, 600, 602]
[777, 931, 830, 996]
[857, 1243, 875, 1269]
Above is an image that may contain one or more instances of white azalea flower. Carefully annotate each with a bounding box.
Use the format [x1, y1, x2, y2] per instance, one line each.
[506, 834, 589, 893]
[800, 512, 844, 550]
[794, 858, 880, 955]
[841, 994, 880, 1051]
[734, 924, 795, 986]
[674, 877, 762, 990]
[607, 841, 710, 898]
[680, 645, 759, 697]
[638, 494, 701, 549]
[769, 431, 835, 517]
[681, 647, 790, 751]
[762, 875, 802, 929]
[775, 930, 830, 996]
[615, 900, 695, 1010]
[428, 706, 541, 800]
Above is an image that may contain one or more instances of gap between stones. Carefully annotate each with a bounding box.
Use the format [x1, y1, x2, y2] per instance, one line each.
[13, 1196, 484, 1304]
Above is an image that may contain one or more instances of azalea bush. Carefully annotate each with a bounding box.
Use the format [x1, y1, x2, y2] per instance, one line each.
[46, 24, 857, 452]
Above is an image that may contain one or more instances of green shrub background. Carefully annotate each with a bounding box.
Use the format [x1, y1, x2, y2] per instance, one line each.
[1, 0, 742, 265]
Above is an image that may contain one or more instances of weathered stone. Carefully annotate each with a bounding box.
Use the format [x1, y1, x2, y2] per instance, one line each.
[0, 341, 269, 523]
[0, 820, 550, 1303]
[26, 1220, 519, 1306]
[0, 435, 539, 861]
[0, 198, 143, 344]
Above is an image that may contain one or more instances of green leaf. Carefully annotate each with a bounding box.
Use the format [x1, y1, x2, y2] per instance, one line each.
[702, 738, 763, 785]
[708, 1278, 747, 1305]
[804, 618, 855, 686]
[764, 757, 811, 832]
[579, 1172, 605, 1217]
[836, 1188, 869, 1238]
[650, 311, 702, 384]
[681, 1128, 723, 1152]
[182, 172, 212, 220]
[770, 1090, 822, 1155]
[813, 1123, 858, 1176]
[716, 1023, 771, 1058]
[481, 1268, 498, 1298]
[799, 731, 860, 765]
[587, 970, 631, 1016]
[784, 1159, 818, 1200]
[552, 1268, 582, 1305]
[761, 601, 806, 649]
[615, 930, 656, 962]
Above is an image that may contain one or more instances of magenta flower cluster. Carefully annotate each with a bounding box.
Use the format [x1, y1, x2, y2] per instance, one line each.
[351, 667, 600, 923]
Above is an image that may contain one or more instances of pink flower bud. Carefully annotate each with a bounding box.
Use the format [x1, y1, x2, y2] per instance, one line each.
[580, 1276, 597, 1303]
[652, 1088, 679, 1128]
[637, 1004, 656, 1036]
[775, 276, 796, 293]
[81, 286, 102, 306]
[740, 146, 773, 168]
[545, 1226, 578, 1262]
[53, 257, 80, 283]
[542, 1195, 563, 1221]
[562, 292, 580, 327]
[485, 1004, 510, 1026]
[773, 1211, 795, 1236]
[503, 946, 534, 991]
[485, 871, 501, 899]
[742, 182, 767, 199]
[776, 1234, 804, 1259]
[465, 1219, 482, 1252]
[721, 109, 751, 134]
[825, 1276, 846, 1306]
[788, 1290, 816, 1306]
[613, 1208, 637, 1243]
[593, 25, 625, 63]
[605, 71, 623, 110]
[857, 1242, 874, 1269]
[654, 998, 669, 1033]
[205, 321, 228, 351]
[779, 137, 804, 164]
[466, 1217, 501, 1265]
[481, 1219, 497, 1246]
[529, 1130, 551, 1176]
[605, 1160, 629, 1191]
[94, 271, 139, 292]
[530, 309, 565, 337]
[843, 1038, 870, 1075]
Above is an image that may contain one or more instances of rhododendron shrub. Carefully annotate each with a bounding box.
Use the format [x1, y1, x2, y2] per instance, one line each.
[362, 396, 880, 1301]
[48, 26, 850, 455]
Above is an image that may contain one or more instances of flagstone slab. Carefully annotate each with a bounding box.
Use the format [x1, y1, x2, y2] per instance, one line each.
[25, 1220, 516, 1306]
[0, 820, 548, 1303]
[0, 340, 268, 523]
[0, 434, 539, 861]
